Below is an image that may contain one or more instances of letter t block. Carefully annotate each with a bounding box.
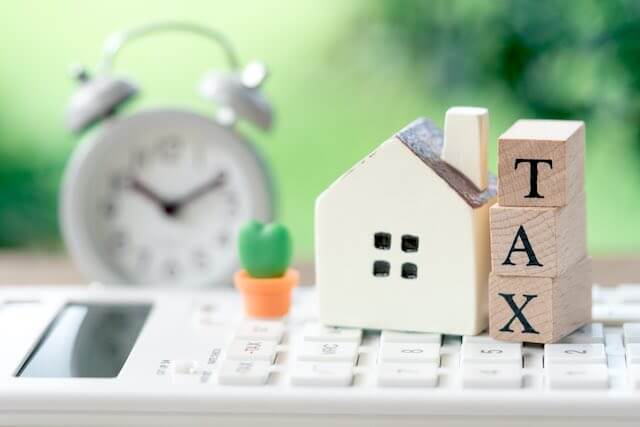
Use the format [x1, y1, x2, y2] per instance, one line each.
[498, 120, 585, 207]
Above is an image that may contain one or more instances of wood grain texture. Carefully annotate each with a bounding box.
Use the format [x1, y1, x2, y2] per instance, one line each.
[490, 191, 587, 277]
[489, 257, 592, 344]
[498, 119, 584, 207]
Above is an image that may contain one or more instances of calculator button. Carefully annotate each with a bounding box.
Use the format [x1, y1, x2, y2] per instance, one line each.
[630, 366, 640, 389]
[623, 323, 640, 344]
[462, 365, 522, 389]
[546, 365, 609, 389]
[619, 284, 640, 303]
[193, 302, 224, 326]
[462, 334, 501, 344]
[461, 343, 522, 366]
[291, 362, 353, 386]
[377, 363, 438, 387]
[626, 343, 640, 364]
[298, 341, 359, 364]
[544, 344, 606, 367]
[378, 343, 440, 364]
[591, 285, 611, 304]
[226, 339, 278, 363]
[218, 360, 271, 386]
[381, 330, 441, 344]
[303, 323, 362, 343]
[595, 305, 640, 323]
[560, 323, 605, 344]
[235, 321, 284, 342]
[171, 360, 199, 376]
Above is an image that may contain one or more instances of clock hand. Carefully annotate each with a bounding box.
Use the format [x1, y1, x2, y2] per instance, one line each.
[171, 172, 227, 214]
[130, 179, 177, 216]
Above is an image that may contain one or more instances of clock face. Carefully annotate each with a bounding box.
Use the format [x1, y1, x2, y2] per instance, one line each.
[62, 110, 272, 287]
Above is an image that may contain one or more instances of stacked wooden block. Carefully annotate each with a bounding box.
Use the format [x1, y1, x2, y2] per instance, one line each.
[488, 120, 591, 344]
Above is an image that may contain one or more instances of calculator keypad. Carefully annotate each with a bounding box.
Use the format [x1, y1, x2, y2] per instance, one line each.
[378, 342, 441, 364]
[216, 316, 638, 390]
[218, 360, 272, 386]
[377, 363, 438, 387]
[461, 342, 522, 366]
[226, 339, 278, 363]
[234, 320, 285, 342]
[218, 323, 284, 386]
[559, 323, 605, 344]
[303, 323, 362, 343]
[546, 365, 609, 389]
[544, 344, 607, 367]
[623, 323, 640, 344]
[380, 330, 441, 344]
[298, 341, 360, 364]
[462, 365, 522, 389]
[291, 362, 354, 386]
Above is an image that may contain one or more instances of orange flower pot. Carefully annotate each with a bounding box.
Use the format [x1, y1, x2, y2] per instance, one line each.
[234, 268, 299, 318]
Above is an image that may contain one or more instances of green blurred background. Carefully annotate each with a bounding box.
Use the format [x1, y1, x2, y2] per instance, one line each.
[1, 0, 639, 259]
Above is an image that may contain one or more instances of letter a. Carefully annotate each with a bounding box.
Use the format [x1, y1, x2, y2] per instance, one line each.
[502, 225, 543, 267]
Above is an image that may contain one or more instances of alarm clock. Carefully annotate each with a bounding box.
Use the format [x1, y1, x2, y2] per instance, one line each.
[62, 22, 274, 288]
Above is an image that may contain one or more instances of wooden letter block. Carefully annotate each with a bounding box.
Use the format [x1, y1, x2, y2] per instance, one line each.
[489, 257, 591, 344]
[490, 192, 586, 278]
[498, 120, 584, 207]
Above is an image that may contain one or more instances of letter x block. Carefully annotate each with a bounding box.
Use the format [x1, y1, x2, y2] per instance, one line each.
[498, 120, 585, 208]
[489, 192, 586, 278]
[489, 257, 591, 344]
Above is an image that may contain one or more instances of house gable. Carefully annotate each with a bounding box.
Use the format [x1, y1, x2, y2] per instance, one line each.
[396, 118, 497, 208]
[319, 117, 497, 209]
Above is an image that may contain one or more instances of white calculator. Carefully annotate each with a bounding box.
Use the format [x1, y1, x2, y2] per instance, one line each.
[1, 284, 640, 427]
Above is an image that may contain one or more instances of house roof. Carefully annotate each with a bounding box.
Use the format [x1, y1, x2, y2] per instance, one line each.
[396, 117, 497, 208]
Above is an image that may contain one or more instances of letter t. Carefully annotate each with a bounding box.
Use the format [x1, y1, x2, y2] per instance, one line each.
[514, 158, 553, 199]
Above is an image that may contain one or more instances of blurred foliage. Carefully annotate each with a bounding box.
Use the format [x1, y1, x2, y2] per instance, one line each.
[0, 137, 64, 248]
[1, 0, 639, 255]
[369, 0, 640, 144]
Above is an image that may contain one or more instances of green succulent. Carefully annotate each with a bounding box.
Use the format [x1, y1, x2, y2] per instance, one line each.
[238, 220, 293, 278]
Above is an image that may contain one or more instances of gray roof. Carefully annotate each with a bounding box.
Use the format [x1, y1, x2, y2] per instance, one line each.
[396, 117, 497, 208]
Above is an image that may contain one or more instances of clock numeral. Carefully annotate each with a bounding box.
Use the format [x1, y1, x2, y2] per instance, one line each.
[136, 248, 152, 271]
[156, 135, 182, 163]
[163, 259, 181, 278]
[108, 230, 128, 253]
[132, 150, 146, 169]
[191, 141, 207, 167]
[110, 173, 125, 190]
[193, 249, 211, 270]
[225, 192, 239, 217]
[216, 231, 230, 247]
[101, 199, 117, 220]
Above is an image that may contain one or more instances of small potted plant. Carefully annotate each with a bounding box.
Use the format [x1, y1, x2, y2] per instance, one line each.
[234, 220, 299, 318]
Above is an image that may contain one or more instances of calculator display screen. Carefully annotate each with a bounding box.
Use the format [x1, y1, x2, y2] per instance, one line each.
[17, 303, 151, 378]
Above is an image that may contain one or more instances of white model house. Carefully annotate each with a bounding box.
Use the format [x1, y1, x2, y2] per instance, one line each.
[315, 107, 497, 335]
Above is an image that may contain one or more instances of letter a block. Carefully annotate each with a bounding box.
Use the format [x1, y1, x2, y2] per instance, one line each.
[489, 257, 591, 344]
[489, 192, 587, 277]
[498, 120, 585, 207]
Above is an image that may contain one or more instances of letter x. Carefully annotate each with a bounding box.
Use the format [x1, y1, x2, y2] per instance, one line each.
[498, 293, 540, 334]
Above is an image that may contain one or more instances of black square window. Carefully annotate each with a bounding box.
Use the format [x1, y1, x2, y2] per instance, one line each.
[373, 261, 390, 277]
[401, 235, 419, 252]
[374, 232, 391, 250]
[401, 263, 418, 279]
